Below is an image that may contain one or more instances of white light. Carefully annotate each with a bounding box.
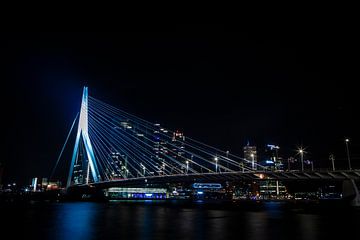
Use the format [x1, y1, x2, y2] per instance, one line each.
[345, 138, 349, 142]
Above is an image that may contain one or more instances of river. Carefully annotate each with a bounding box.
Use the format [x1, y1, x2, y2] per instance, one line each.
[0, 200, 359, 240]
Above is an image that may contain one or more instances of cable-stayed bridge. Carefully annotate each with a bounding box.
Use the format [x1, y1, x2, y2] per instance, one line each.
[60, 87, 359, 205]
[65, 87, 271, 187]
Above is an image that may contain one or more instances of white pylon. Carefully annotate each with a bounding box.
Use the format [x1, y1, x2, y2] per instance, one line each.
[67, 87, 100, 188]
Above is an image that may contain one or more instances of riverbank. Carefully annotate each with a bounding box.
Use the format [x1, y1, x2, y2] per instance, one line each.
[1, 191, 357, 212]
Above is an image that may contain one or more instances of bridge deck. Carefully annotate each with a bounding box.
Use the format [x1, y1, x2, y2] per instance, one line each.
[72, 170, 360, 189]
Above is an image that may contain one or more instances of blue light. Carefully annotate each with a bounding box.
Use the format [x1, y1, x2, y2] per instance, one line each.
[267, 144, 279, 150]
[192, 183, 222, 189]
[197, 191, 204, 195]
[145, 193, 153, 197]
[265, 160, 274, 164]
[57, 203, 94, 239]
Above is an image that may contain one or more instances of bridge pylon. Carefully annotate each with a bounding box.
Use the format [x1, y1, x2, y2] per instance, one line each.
[67, 87, 100, 188]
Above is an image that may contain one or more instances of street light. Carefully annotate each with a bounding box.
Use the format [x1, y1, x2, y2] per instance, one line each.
[250, 153, 255, 170]
[162, 162, 166, 175]
[329, 154, 335, 171]
[186, 160, 189, 174]
[140, 163, 146, 176]
[345, 138, 351, 170]
[214, 157, 218, 173]
[298, 148, 304, 171]
[226, 150, 230, 170]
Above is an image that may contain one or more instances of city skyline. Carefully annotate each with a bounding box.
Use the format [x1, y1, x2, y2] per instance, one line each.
[2, 27, 359, 185]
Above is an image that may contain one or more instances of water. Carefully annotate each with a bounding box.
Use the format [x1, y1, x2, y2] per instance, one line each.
[1, 200, 359, 240]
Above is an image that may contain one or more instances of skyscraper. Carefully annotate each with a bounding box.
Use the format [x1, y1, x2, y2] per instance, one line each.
[153, 123, 169, 175]
[243, 142, 257, 170]
[264, 144, 283, 170]
[72, 141, 86, 184]
[172, 130, 186, 173]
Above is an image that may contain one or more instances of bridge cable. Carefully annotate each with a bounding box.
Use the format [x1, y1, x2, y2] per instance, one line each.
[49, 112, 79, 181]
[89, 97, 264, 170]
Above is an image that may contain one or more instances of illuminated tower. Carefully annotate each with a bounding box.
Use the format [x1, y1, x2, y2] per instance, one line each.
[67, 87, 100, 188]
[172, 130, 186, 173]
[265, 144, 282, 170]
[153, 123, 168, 175]
[243, 142, 257, 170]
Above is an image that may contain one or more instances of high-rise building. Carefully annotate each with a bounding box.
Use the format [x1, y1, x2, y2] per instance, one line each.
[172, 130, 185, 158]
[31, 177, 38, 192]
[41, 178, 48, 189]
[264, 144, 283, 170]
[243, 142, 257, 170]
[72, 141, 88, 184]
[171, 130, 186, 173]
[153, 123, 169, 175]
[110, 151, 128, 179]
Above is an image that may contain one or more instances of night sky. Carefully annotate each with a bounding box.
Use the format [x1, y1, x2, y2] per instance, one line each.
[2, 26, 359, 185]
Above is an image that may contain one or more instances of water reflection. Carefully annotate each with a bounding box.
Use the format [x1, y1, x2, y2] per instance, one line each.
[1, 201, 359, 240]
[53, 203, 98, 240]
[297, 214, 318, 240]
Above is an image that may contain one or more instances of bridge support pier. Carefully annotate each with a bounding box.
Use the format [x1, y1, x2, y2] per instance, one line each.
[351, 180, 360, 207]
[342, 179, 360, 207]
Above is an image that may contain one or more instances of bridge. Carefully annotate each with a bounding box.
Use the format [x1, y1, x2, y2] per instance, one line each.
[59, 87, 359, 205]
[90, 170, 360, 189]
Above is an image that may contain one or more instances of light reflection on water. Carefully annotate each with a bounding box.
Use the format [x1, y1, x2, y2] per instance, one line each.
[53, 203, 98, 240]
[1, 201, 359, 240]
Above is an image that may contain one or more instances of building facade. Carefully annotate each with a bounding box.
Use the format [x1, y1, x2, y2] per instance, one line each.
[243, 143, 257, 170]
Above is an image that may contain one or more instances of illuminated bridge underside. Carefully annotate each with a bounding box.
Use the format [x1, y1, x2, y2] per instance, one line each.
[86, 170, 360, 189]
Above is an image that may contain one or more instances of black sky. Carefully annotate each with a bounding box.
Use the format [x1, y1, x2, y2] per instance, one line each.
[2, 26, 359, 185]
